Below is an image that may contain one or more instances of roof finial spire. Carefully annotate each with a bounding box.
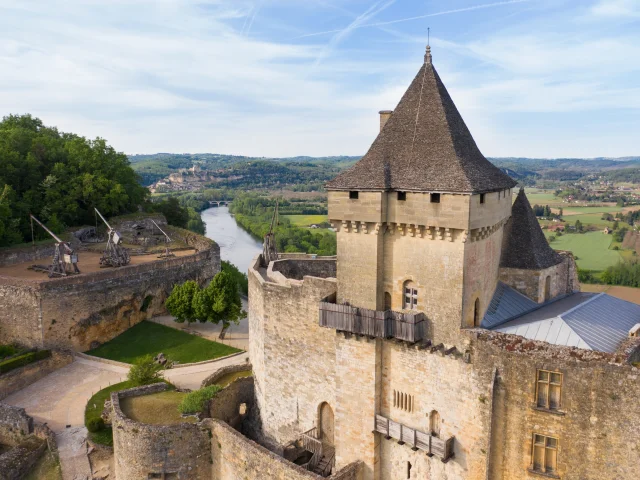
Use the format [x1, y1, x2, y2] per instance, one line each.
[425, 28, 432, 65]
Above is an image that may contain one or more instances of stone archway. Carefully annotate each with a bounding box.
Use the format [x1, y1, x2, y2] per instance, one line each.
[319, 402, 335, 445]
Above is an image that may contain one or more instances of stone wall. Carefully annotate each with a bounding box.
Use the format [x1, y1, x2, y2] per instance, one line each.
[208, 376, 254, 430]
[0, 350, 73, 400]
[473, 330, 640, 480]
[0, 402, 56, 480]
[249, 255, 339, 450]
[201, 363, 253, 388]
[0, 231, 219, 351]
[207, 418, 363, 480]
[271, 258, 337, 281]
[0, 243, 56, 267]
[499, 251, 579, 303]
[111, 383, 212, 480]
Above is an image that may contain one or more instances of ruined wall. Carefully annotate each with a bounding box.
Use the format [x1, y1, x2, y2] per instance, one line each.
[111, 383, 212, 480]
[499, 252, 578, 303]
[0, 351, 73, 400]
[0, 243, 56, 267]
[474, 331, 640, 480]
[0, 232, 219, 351]
[0, 403, 33, 446]
[208, 418, 363, 480]
[208, 376, 255, 429]
[249, 255, 338, 449]
[271, 258, 337, 281]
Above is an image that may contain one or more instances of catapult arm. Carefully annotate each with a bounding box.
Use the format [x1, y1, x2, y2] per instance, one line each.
[150, 219, 172, 242]
[30, 214, 63, 243]
[94, 208, 113, 231]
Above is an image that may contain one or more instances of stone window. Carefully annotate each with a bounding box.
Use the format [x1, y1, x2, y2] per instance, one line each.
[393, 390, 413, 412]
[430, 193, 440, 203]
[536, 370, 562, 410]
[480, 193, 485, 204]
[397, 191, 407, 201]
[349, 191, 359, 199]
[403, 281, 418, 310]
[530, 434, 558, 476]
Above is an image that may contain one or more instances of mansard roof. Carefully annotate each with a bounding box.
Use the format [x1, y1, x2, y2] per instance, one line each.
[326, 47, 516, 194]
[501, 188, 563, 270]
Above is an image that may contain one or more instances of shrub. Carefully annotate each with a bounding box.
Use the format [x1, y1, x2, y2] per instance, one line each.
[127, 355, 163, 386]
[86, 417, 105, 433]
[0, 350, 50, 374]
[178, 385, 223, 414]
[0, 344, 20, 360]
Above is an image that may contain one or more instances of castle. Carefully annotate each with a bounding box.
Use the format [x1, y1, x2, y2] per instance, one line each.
[247, 47, 640, 480]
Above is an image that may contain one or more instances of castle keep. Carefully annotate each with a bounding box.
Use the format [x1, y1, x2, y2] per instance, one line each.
[248, 48, 640, 480]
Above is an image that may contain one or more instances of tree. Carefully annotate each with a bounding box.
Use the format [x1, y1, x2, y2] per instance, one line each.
[559, 208, 563, 217]
[613, 221, 619, 231]
[574, 219, 583, 232]
[127, 355, 164, 386]
[165, 280, 200, 323]
[193, 271, 246, 339]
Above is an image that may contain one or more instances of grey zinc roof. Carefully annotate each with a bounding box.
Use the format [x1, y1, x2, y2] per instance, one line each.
[325, 49, 516, 194]
[492, 293, 640, 353]
[481, 282, 538, 329]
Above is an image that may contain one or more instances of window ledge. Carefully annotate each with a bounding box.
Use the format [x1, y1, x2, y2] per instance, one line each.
[531, 406, 566, 416]
[527, 468, 560, 479]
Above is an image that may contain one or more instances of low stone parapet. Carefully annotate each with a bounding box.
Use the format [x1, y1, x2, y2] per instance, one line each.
[0, 351, 73, 401]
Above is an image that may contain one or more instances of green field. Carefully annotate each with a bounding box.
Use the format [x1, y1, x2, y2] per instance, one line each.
[549, 232, 622, 271]
[526, 192, 560, 204]
[87, 321, 241, 364]
[563, 213, 615, 227]
[283, 214, 328, 227]
[563, 205, 622, 215]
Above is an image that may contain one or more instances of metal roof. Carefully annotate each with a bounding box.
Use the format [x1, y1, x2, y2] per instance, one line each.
[491, 292, 640, 353]
[481, 282, 538, 329]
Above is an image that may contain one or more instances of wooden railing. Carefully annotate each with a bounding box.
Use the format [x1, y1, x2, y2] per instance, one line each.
[301, 427, 323, 472]
[319, 301, 426, 342]
[374, 414, 454, 462]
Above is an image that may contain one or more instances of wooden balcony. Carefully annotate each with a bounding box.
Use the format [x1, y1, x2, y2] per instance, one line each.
[374, 414, 455, 462]
[319, 301, 426, 343]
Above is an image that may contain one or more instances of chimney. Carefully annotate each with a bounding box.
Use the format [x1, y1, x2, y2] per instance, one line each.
[379, 110, 393, 132]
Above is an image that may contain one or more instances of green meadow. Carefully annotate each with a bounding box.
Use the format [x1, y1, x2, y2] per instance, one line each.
[547, 232, 622, 271]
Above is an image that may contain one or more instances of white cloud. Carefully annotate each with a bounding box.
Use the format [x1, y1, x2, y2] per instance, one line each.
[590, 0, 640, 17]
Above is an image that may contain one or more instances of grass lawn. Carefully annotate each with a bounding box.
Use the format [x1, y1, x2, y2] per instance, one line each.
[87, 321, 241, 364]
[549, 232, 622, 271]
[283, 214, 328, 227]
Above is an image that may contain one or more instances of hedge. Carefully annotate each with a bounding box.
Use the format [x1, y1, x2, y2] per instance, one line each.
[0, 350, 51, 374]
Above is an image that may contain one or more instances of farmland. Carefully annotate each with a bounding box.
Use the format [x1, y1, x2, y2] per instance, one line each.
[548, 232, 622, 271]
[283, 214, 328, 227]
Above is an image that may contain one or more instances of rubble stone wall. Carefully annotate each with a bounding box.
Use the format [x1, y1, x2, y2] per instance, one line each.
[111, 383, 212, 480]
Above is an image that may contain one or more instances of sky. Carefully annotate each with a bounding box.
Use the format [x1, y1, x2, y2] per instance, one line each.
[1, 0, 640, 158]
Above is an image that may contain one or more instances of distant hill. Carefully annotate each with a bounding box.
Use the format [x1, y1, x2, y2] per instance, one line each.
[129, 153, 640, 187]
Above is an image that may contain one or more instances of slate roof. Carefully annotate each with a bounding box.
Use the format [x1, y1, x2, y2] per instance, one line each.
[326, 48, 516, 193]
[491, 292, 640, 353]
[501, 188, 563, 270]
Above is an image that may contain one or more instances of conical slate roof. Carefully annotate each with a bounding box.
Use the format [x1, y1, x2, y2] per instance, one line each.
[326, 47, 516, 193]
[501, 188, 562, 270]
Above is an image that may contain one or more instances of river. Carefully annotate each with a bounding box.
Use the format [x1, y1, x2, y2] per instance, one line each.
[201, 206, 262, 274]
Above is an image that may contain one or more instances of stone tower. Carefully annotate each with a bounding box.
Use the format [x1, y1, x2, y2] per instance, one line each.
[326, 47, 517, 345]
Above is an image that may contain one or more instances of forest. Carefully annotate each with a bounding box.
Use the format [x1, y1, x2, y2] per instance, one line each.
[0, 115, 202, 246]
[0, 114, 148, 246]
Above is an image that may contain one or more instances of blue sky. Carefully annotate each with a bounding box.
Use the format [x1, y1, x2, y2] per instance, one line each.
[1, 0, 639, 158]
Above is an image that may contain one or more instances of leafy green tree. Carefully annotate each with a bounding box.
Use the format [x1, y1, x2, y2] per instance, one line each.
[193, 271, 246, 339]
[574, 219, 583, 232]
[127, 355, 164, 386]
[165, 280, 200, 323]
[613, 220, 619, 231]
